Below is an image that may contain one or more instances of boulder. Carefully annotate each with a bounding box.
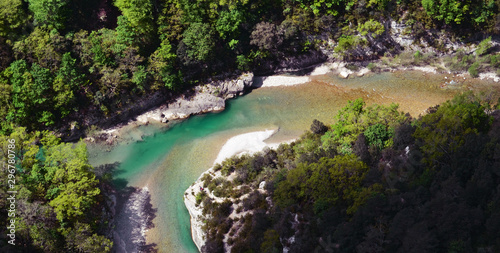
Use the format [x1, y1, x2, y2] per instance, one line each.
[339, 70, 350, 78]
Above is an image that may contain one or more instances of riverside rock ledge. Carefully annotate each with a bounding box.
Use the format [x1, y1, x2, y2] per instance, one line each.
[136, 72, 253, 124]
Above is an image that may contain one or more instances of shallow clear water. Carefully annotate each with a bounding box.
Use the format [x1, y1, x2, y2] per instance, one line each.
[88, 71, 494, 252]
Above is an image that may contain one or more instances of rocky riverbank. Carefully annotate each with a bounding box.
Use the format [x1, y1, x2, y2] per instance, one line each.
[85, 19, 500, 145]
[183, 129, 294, 252]
[86, 72, 254, 144]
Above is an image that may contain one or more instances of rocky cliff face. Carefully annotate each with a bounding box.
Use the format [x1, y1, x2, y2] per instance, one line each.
[184, 168, 214, 252]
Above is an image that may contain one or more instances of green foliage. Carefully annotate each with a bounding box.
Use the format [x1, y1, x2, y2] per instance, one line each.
[357, 19, 385, 38]
[200, 96, 500, 253]
[260, 229, 282, 253]
[6, 60, 56, 127]
[180, 22, 216, 63]
[322, 98, 406, 154]
[196, 190, 207, 205]
[414, 50, 422, 60]
[157, 0, 184, 43]
[114, 0, 154, 35]
[148, 39, 181, 89]
[367, 0, 389, 9]
[0, 78, 12, 133]
[334, 35, 362, 59]
[0, 129, 109, 251]
[115, 15, 136, 50]
[293, 0, 354, 16]
[13, 27, 66, 70]
[236, 54, 252, 71]
[216, 9, 244, 41]
[468, 62, 480, 77]
[89, 30, 116, 67]
[476, 37, 492, 56]
[28, 0, 69, 30]
[64, 222, 113, 252]
[44, 142, 100, 221]
[0, 0, 28, 37]
[414, 93, 492, 166]
[422, 0, 496, 25]
[364, 123, 393, 149]
[53, 52, 84, 117]
[275, 155, 369, 212]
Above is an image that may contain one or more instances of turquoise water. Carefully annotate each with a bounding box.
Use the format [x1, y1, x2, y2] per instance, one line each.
[88, 71, 485, 252]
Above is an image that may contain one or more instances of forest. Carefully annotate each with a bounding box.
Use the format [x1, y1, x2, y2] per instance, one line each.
[1, 0, 500, 252]
[0, 129, 113, 252]
[197, 94, 500, 253]
[1, 0, 500, 136]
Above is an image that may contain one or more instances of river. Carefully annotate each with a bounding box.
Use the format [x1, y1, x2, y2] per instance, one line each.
[87, 70, 497, 252]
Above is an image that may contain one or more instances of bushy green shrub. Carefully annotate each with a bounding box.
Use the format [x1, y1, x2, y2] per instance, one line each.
[468, 62, 480, 77]
[364, 123, 393, 149]
[334, 35, 358, 53]
[201, 173, 213, 188]
[476, 37, 492, 56]
[357, 19, 385, 38]
[196, 191, 207, 205]
[367, 62, 376, 71]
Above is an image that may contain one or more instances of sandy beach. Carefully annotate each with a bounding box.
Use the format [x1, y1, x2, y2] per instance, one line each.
[213, 129, 285, 164]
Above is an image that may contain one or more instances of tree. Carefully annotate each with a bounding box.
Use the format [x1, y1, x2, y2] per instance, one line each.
[12, 27, 67, 71]
[5, 59, 59, 127]
[216, 9, 244, 49]
[0, 79, 12, 133]
[322, 99, 406, 154]
[292, 0, 353, 16]
[157, 0, 184, 43]
[148, 39, 180, 89]
[307, 155, 368, 207]
[357, 19, 385, 38]
[364, 123, 393, 149]
[28, 0, 69, 30]
[311, 119, 328, 134]
[115, 15, 136, 50]
[250, 22, 283, 51]
[53, 52, 85, 117]
[0, 0, 28, 37]
[275, 155, 369, 213]
[45, 142, 100, 221]
[179, 22, 216, 64]
[64, 222, 112, 252]
[114, 0, 154, 36]
[476, 37, 492, 56]
[422, 0, 496, 25]
[261, 229, 282, 253]
[413, 93, 492, 166]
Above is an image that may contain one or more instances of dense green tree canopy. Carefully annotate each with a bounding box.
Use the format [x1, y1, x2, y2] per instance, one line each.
[199, 95, 500, 252]
[114, 0, 154, 35]
[28, 0, 69, 30]
[0, 128, 111, 252]
[180, 22, 216, 63]
[0, 0, 28, 37]
[422, 0, 496, 25]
